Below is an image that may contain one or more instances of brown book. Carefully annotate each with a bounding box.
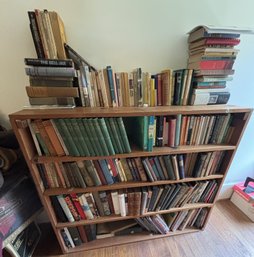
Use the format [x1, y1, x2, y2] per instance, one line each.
[34, 119, 57, 156]
[53, 162, 67, 188]
[134, 157, 148, 181]
[121, 72, 130, 107]
[168, 117, 176, 147]
[77, 226, 88, 243]
[49, 11, 67, 59]
[42, 119, 65, 156]
[133, 189, 142, 216]
[26, 86, 79, 98]
[180, 115, 188, 145]
[103, 69, 112, 107]
[127, 191, 135, 216]
[106, 191, 115, 214]
[93, 160, 107, 185]
[161, 69, 173, 106]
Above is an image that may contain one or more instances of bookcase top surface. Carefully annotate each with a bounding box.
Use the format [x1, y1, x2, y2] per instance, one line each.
[9, 105, 253, 119]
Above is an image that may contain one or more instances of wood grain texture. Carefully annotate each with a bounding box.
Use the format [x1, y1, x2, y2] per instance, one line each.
[33, 200, 254, 257]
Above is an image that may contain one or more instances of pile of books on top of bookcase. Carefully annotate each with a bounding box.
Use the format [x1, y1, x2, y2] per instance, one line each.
[187, 25, 254, 105]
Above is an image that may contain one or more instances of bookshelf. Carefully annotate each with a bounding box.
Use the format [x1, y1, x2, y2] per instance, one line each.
[9, 105, 252, 254]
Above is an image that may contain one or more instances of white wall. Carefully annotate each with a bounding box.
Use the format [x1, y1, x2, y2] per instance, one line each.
[1, 0, 254, 185]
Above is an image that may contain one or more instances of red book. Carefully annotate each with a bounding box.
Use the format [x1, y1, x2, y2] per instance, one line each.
[64, 195, 80, 221]
[77, 226, 88, 243]
[93, 160, 107, 185]
[201, 38, 240, 46]
[70, 193, 86, 220]
[168, 118, 176, 147]
[107, 159, 119, 182]
[188, 60, 235, 70]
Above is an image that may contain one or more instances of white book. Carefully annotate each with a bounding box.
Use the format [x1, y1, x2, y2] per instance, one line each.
[78, 194, 94, 220]
[118, 193, 126, 217]
[111, 191, 120, 215]
[63, 227, 75, 248]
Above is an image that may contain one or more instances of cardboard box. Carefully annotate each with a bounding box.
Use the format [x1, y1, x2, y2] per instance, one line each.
[230, 182, 254, 222]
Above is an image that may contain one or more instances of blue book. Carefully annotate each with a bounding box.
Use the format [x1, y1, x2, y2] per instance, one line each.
[98, 160, 114, 185]
[147, 116, 155, 151]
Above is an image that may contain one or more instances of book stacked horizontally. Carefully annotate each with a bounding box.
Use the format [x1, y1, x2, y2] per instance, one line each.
[24, 58, 78, 107]
[187, 25, 254, 105]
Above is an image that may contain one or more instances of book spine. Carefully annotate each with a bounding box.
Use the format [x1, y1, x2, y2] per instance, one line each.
[56, 195, 74, 222]
[24, 58, 73, 67]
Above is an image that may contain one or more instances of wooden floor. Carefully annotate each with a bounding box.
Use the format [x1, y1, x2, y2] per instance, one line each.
[33, 200, 254, 257]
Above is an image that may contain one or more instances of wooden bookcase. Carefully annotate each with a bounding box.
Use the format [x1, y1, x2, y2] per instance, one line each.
[9, 105, 252, 254]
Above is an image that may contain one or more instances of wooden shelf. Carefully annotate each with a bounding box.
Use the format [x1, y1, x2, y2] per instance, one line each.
[56, 203, 213, 228]
[66, 228, 201, 252]
[35, 145, 236, 163]
[44, 174, 224, 196]
[9, 105, 252, 119]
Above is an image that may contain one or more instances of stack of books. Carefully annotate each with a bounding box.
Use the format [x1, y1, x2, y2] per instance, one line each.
[24, 58, 78, 107]
[28, 9, 67, 59]
[187, 25, 253, 105]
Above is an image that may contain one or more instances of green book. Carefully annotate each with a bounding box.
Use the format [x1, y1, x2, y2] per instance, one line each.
[76, 118, 95, 156]
[69, 162, 87, 188]
[64, 118, 83, 156]
[116, 117, 131, 153]
[92, 118, 110, 156]
[124, 116, 148, 151]
[55, 119, 80, 156]
[70, 118, 90, 156]
[86, 118, 104, 156]
[163, 155, 176, 180]
[82, 118, 100, 156]
[105, 118, 119, 153]
[175, 114, 182, 147]
[109, 118, 124, 154]
[98, 118, 115, 155]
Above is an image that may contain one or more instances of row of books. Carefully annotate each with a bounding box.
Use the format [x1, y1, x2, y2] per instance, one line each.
[51, 180, 218, 222]
[187, 25, 242, 105]
[37, 151, 224, 189]
[28, 10, 67, 59]
[61, 207, 208, 248]
[28, 117, 131, 157]
[28, 113, 233, 159]
[125, 113, 233, 150]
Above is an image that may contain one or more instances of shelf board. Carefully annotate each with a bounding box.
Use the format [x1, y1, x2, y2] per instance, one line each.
[9, 105, 252, 119]
[44, 174, 224, 196]
[35, 145, 235, 163]
[56, 203, 213, 228]
[66, 228, 201, 252]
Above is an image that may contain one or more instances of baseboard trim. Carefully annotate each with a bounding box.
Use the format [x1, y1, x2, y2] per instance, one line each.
[218, 182, 236, 200]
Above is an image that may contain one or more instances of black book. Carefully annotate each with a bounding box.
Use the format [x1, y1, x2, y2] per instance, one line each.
[50, 196, 68, 222]
[148, 186, 160, 212]
[27, 11, 45, 59]
[24, 58, 74, 67]
[156, 116, 164, 146]
[177, 155, 185, 179]
[192, 153, 208, 177]
[36, 164, 49, 189]
[68, 227, 82, 246]
[64, 43, 97, 71]
[164, 184, 182, 209]
[160, 184, 176, 210]
[155, 185, 171, 211]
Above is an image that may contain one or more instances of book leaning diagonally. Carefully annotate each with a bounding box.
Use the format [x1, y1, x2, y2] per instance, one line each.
[188, 25, 254, 35]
